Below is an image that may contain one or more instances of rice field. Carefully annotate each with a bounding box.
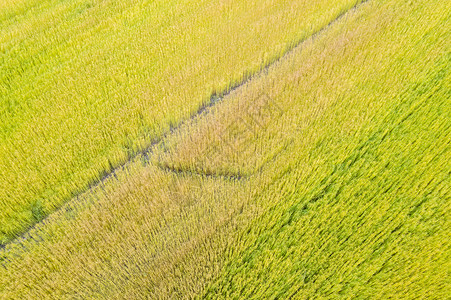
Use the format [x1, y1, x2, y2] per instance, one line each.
[0, 0, 364, 245]
[1, 0, 449, 298]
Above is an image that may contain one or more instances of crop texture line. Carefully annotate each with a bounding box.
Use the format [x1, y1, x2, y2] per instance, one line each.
[155, 161, 246, 181]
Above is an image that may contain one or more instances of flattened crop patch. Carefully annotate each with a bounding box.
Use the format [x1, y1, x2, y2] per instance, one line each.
[154, 92, 293, 178]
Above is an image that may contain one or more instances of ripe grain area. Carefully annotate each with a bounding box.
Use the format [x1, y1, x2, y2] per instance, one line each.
[1, 0, 450, 298]
[0, 0, 364, 245]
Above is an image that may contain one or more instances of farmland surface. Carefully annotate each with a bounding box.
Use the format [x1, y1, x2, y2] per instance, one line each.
[0, 0, 365, 245]
[1, 0, 450, 298]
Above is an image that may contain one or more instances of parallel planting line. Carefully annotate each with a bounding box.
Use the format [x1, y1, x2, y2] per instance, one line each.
[1, 0, 370, 254]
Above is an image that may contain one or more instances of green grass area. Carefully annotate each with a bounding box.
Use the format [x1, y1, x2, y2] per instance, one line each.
[0, 0, 363, 245]
[0, 0, 449, 298]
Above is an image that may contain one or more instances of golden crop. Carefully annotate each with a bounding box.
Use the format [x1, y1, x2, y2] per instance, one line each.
[1, 0, 449, 298]
[0, 0, 364, 244]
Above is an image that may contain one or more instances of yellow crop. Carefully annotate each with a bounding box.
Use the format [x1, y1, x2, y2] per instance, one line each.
[0, 0, 364, 244]
[1, 0, 449, 298]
